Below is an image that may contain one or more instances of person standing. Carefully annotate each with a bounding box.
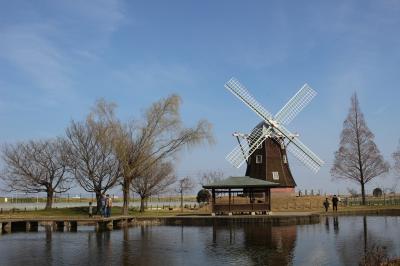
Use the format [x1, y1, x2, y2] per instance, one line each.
[105, 194, 112, 217]
[88, 202, 93, 218]
[332, 195, 339, 212]
[101, 194, 106, 217]
[323, 198, 330, 212]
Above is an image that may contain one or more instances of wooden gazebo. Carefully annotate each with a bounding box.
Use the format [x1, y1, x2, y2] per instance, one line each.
[203, 176, 279, 215]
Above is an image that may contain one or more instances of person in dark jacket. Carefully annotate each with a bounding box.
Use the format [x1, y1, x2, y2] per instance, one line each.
[323, 198, 330, 212]
[332, 195, 339, 212]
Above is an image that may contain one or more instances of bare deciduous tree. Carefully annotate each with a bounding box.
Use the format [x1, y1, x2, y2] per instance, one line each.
[64, 100, 121, 213]
[0, 139, 72, 209]
[176, 177, 195, 212]
[115, 94, 214, 215]
[131, 160, 176, 212]
[198, 170, 224, 186]
[392, 141, 400, 182]
[331, 93, 389, 205]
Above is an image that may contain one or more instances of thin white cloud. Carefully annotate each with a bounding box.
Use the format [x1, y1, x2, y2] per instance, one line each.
[0, 0, 126, 104]
[0, 24, 73, 94]
[112, 62, 196, 92]
[56, 0, 126, 33]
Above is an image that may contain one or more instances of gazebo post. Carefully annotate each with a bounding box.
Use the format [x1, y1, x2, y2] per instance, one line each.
[264, 188, 267, 205]
[211, 188, 216, 216]
[250, 188, 255, 215]
[228, 188, 232, 216]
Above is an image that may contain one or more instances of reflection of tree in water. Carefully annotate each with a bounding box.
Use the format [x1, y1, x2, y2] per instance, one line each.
[335, 216, 395, 265]
[44, 225, 53, 265]
[89, 230, 113, 265]
[360, 244, 392, 266]
[121, 225, 190, 265]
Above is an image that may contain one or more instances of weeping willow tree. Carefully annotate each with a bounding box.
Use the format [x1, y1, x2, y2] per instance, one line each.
[131, 160, 176, 212]
[331, 93, 389, 205]
[114, 94, 214, 214]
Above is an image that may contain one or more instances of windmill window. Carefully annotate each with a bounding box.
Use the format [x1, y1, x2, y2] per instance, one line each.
[257, 143, 263, 149]
[283, 155, 287, 164]
[256, 155, 262, 164]
[272, 171, 279, 180]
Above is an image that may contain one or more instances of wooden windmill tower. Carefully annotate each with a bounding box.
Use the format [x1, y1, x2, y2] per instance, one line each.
[225, 78, 324, 193]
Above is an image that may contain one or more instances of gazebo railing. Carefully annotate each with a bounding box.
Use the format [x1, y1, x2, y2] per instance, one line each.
[213, 203, 270, 213]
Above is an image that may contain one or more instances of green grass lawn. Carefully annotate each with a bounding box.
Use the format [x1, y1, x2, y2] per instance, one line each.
[0, 206, 202, 219]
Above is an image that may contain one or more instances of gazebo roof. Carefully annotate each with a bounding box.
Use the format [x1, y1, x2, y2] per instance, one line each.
[203, 176, 279, 189]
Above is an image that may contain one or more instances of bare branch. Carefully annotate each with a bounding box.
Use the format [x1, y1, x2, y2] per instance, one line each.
[64, 100, 122, 211]
[0, 138, 73, 209]
[198, 170, 224, 186]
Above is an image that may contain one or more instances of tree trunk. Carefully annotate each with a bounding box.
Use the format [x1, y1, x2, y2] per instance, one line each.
[45, 188, 53, 209]
[95, 191, 102, 214]
[140, 196, 146, 212]
[361, 182, 366, 205]
[122, 180, 130, 215]
[180, 190, 183, 212]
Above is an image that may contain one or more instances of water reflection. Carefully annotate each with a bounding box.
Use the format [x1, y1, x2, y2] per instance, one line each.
[243, 223, 296, 265]
[0, 216, 399, 266]
[333, 216, 339, 234]
[324, 216, 339, 234]
[210, 223, 297, 265]
[44, 225, 52, 264]
[363, 216, 368, 254]
[334, 216, 396, 265]
[325, 216, 330, 232]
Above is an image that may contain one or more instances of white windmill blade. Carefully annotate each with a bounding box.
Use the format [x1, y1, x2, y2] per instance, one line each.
[275, 84, 317, 125]
[286, 144, 323, 173]
[226, 126, 271, 168]
[224, 77, 323, 171]
[278, 126, 324, 172]
[225, 78, 275, 123]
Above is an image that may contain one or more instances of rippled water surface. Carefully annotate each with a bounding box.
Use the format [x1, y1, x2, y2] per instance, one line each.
[0, 216, 399, 266]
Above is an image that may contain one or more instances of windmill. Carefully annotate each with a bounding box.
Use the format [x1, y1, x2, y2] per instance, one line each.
[225, 78, 324, 192]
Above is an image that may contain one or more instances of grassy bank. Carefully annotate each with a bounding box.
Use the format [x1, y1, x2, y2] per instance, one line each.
[0, 206, 205, 219]
[1, 203, 400, 219]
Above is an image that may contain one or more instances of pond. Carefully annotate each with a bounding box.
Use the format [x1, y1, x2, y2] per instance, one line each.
[0, 216, 399, 265]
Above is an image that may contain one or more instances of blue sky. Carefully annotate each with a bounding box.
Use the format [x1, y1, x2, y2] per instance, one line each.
[1, 0, 400, 195]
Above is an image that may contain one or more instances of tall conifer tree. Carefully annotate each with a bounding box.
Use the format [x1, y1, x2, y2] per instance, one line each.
[331, 93, 389, 205]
